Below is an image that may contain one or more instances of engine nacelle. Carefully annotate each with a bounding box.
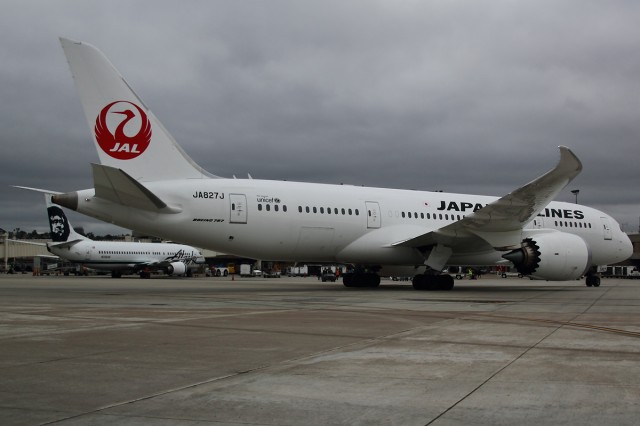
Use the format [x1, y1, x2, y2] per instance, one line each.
[167, 261, 187, 276]
[503, 232, 591, 281]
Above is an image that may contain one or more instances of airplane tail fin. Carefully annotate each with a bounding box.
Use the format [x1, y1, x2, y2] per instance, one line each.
[45, 194, 88, 243]
[59, 38, 216, 182]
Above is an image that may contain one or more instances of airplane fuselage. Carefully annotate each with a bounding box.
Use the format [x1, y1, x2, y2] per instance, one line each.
[61, 178, 632, 273]
[47, 239, 204, 272]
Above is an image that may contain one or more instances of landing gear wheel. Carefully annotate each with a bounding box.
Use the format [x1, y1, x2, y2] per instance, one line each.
[412, 274, 428, 290]
[342, 273, 354, 287]
[412, 274, 454, 291]
[342, 273, 380, 288]
[585, 275, 600, 287]
[437, 275, 454, 291]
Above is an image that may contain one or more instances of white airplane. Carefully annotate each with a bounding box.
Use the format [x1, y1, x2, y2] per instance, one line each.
[21, 192, 205, 278]
[46, 38, 631, 289]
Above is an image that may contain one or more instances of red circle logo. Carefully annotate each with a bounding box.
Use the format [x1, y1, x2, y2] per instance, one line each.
[94, 101, 152, 160]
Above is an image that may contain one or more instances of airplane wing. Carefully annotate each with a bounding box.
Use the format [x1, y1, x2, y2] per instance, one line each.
[7, 239, 47, 247]
[393, 146, 582, 251]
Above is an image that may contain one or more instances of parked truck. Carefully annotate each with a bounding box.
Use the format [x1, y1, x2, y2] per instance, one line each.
[287, 265, 309, 277]
[239, 264, 254, 277]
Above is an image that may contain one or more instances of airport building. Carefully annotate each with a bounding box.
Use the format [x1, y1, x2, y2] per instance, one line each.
[2, 228, 639, 276]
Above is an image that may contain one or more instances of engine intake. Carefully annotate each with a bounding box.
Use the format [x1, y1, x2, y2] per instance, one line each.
[503, 233, 591, 281]
[167, 261, 187, 276]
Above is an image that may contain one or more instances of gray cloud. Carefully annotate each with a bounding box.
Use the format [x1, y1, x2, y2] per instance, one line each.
[1, 0, 639, 235]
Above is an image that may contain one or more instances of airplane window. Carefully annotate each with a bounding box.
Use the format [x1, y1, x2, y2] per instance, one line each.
[275, 205, 279, 212]
[368, 210, 372, 217]
[335, 208, 339, 214]
[439, 214, 443, 220]
[266, 205, 271, 211]
[298, 206, 302, 213]
[421, 213, 424, 219]
[427, 213, 431, 219]
[402, 212, 406, 218]
[283, 205, 287, 212]
[306, 206, 310, 213]
[341, 208, 346, 215]
[407, 212, 411, 218]
[232, 203, 236, 210]
[258, 204, 262, 211]
[327, 208, 331, 214]
[355, 209, 359, 215]
[320, 207, 324, 213]
[313, 207, 317, 213]
[445, 214, 449, 220]
[457, 215, 461, 220]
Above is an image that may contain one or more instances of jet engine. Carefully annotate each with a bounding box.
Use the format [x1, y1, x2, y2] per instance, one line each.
[167, 262, 187, 276]
[502, 233, 591, 281]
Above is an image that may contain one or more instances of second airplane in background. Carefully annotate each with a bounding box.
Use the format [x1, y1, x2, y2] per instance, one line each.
[28, 192, 205, 278]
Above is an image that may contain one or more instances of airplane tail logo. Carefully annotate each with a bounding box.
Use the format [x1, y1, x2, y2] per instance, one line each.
[95, 101, 152, 160]
[60, 37, 216, 181]
[47, 205, 71, 242]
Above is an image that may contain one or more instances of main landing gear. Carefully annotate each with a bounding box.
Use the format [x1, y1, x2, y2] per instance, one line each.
[412, 274, 455, 291]
[585, 276, 600, 287]
[342, 272, 381, 288]
[585, 267, 601, 287]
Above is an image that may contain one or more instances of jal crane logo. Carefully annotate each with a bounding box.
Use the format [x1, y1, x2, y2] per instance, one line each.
[94, 101, 152, 159]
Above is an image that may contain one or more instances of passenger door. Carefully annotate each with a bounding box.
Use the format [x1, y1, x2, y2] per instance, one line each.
[600, 217, 612, 240]
[230, 194, 248, 224]
[365, 201, 381, 229]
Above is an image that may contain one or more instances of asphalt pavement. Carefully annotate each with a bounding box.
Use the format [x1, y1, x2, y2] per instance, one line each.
[1, 274, 639, 425]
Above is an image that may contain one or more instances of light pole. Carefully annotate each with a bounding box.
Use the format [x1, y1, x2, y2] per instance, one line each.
[571, 189, 579, 204]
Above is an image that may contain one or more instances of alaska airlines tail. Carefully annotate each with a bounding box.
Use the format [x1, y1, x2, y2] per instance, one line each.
[45, 194, 87, 244]
[59, 38, 216, 182]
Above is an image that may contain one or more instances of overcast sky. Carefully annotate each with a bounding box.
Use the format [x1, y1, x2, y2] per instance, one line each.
[1, 0, 639, 235]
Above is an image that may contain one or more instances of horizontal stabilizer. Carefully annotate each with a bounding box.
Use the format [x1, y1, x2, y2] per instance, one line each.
[91, 163, 181, 213]
[12, 186, 62, 195]
[48, 239, 84, 250]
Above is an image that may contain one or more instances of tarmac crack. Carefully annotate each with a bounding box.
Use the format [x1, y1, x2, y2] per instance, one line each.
[39, 322, 433, 425]
[423, 284, 621, 425]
